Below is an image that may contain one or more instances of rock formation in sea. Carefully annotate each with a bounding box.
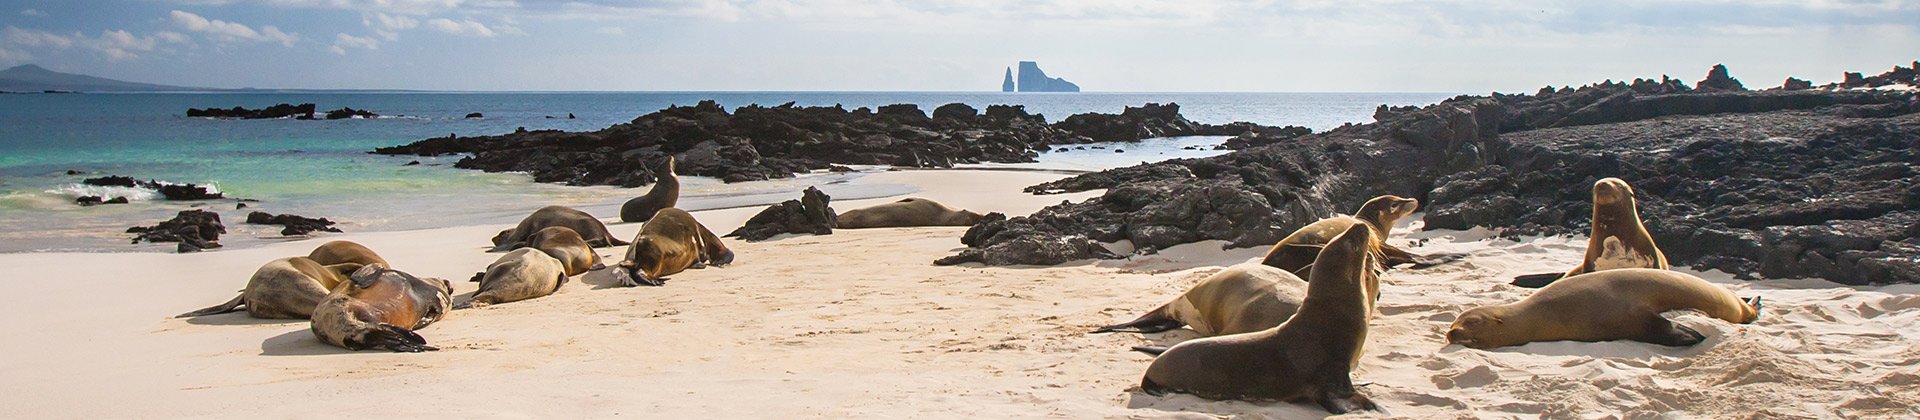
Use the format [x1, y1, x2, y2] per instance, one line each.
[1001, 67, 1016, 92]
[81, 176, 223, 201]
[245, 211, 342, 236]
[128, 210, 225, 252]
[187, 103, 318, 119]
[945, 62, 1920, 286]
[1016, 61, 1080, 93]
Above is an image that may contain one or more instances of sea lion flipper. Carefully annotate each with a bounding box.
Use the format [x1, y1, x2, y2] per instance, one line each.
[1745, 296, 1764, 319]
[1640, 317, 1706, 347]
[1130, 345, 1170, 356]
[1139, 376, 1170, 396]
[350, 323, 437, 353]
[1317, 390, 1382, 414]
[177, 294, 246, 318]
[1510, 273, 1564, 288]
[1092, 310, 1185, 334]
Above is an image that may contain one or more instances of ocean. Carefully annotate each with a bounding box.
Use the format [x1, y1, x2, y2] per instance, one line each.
[0, 92, 1456, 252]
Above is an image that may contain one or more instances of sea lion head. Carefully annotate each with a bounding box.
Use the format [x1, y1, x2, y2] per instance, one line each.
[617, 236, 671, 286]
[1314, 223, 1386, 299]
[1356, 195, 1420, 227]
[1447, 305, 1517, 349]
[491, 229, 514, 247]
[1592, 177, 1635, 206]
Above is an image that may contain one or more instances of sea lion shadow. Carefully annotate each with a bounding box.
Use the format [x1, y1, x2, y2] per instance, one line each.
[182, 313, 305, 326]
[260, 329, 351, 356]
[1121, 390, 1333, 418]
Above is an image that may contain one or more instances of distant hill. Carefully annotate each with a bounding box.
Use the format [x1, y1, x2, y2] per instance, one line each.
[0, 64, 201, 92]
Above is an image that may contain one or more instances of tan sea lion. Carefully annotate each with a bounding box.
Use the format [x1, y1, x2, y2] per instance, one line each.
[310, 264, 453, 352]
[307, 240, 389, 268]
[1450, 268, 1760, 349]
[526, 226, 604, 276]
[836, 197, 985, 229]
[1137, 223, 1385, 414]
[612, 208, 734, 287]
[1512, 178, 1669, 288]
[176, 257, 364, 319]
[620, 156, 679, 223]
[492, 205, 629, 251]
[463, 248, 568, 308]
[1093, 263, 1307, 336]
[1259, 195, 1439, 279]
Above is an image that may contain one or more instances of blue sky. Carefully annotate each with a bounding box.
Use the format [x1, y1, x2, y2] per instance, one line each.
[1, 0, 1915, 92]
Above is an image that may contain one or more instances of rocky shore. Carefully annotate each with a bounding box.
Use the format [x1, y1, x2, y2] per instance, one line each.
[947, 63, 1920, 285]
[372, 101, 1302, 185]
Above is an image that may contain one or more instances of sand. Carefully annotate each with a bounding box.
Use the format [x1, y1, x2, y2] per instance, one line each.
[1, 169, 1916, 418]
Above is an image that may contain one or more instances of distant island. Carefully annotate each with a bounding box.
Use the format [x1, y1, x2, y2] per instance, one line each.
[0, 64, 200, 93]
[1001, 61, 1080, 92]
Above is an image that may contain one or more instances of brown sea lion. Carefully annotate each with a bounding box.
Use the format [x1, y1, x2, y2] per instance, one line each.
[1137, 223, 1384, 414]
[1093, 263, 1307, 336]
[492, 205, 628, 251]
[307, 240, 389, 268]
[620, 156, 679, 223]
[463, 248, 569, 308]
[310, 264, 453, 352]
[612, 208, 734, 287]
[1259, 195, 1439, 279]
[1512, 177, 1670, 288]
[526, 226, 604, 276]
[1450, 268, 1760, 349]
[835, 197, 985, 229]
[176, 257, 363, 319]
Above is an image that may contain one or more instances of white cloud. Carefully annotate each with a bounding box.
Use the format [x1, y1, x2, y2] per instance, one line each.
[3, 26, 175, 62]
[426, 18, 495, 37]
[595, 26, 624, 35]
[154, 31, 192, 44]
[4, 26, 76, 49]
[169, 10, 299, 47]
[20, 8, 47, 17]
[0, 46, 30, 64]
[363, 12, 419, 40]
[329, 32, 380, 54]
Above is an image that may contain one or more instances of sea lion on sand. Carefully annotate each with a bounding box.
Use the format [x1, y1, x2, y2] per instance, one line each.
[527, 226, 604, 276]
[463, 248, 568, 308]
[1093, 263, 1307, 336]
[1259, 195, 1443, 279]
[619, 156, 679, 223]
[177, 257, 363, 319]
[307, 240, 389, 268]
[835, 197, 985, 229]
[1138, 223, 1385, 414]
[612, 208, 734, 287]
[1512, 178, 1669, 288]
[492, 205, 628, 251]
[311, 264, 452, 352]
[1450, 268, 1760, 349]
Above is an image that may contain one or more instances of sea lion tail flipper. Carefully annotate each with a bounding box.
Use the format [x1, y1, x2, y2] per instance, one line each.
[1092, 308, 1185, 334]
[1130, 345, 1170, 356]
[1742, 296, 1764, 322]
[468, 272, 485, 282]
[608, 237, 629, 247]
[1407, 252, 1469, 268]
[354, 323, 438, 353]
[589, 262, 606, 271]
[1510, 273, 1564, 288]
[177, 294, 246, 317]
[488, 242, 519, 253]
[1139, 376, 1170, 396]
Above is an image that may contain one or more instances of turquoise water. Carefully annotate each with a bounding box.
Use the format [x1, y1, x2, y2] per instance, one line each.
[0, 92, 1455, 252]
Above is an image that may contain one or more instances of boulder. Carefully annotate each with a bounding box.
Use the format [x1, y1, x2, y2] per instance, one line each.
[724, 186, 837, 241]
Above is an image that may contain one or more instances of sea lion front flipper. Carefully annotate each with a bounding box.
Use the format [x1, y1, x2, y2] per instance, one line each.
[1130, 345, 1170, 356]
[177, 294, 246, 317]
[1092, 307, 1185, 334]
[611, 268, 661, 287]
[1317, 389, 1383, 415]
[1510, 272, 1565, 288]
[695, 222, 735, 267]
[1639, 317, 1706, 347]
[349, 323, 438, 353]
[1379, 244, 1419, 267]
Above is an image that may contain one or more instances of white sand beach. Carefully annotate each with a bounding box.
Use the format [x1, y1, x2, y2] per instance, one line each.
[2, 169, 1916, 418]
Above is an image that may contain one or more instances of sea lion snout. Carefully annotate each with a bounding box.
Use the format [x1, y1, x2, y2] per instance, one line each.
[1592, 178, 1634, 205]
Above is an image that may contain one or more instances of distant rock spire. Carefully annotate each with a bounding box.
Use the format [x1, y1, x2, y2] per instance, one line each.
[1002, 67, 1016, 92]
[1015, 61, 1079, 92]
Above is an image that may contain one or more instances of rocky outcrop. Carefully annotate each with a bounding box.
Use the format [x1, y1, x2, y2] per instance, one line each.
[1695, 64, 1746, 91]
[373, 101, 1287, 187]
[1837, 61, 1919, 89]
[1015, 61, 1079, 93]
[1049, 103, 1312, 144]
[187, 103, 317, 119]
[959, 63, 1920, 285]
[128, 210, 225, 252]
[81, 176, 223, 200]
[246, 211, 342, 236]
[324, 107, 377, 119]
[724, 186, 836, 241]
[1782, 77, 1814, 91]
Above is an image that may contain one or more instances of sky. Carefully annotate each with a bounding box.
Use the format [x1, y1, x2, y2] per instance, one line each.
[0, 0, 1915, 92]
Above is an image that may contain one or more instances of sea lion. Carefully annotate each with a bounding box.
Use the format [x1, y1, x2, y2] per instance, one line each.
[307, 240, 389, 268]
[1449, 268, 1761, 349]
[1511, 178, 1669, 288]
[177, 257, 364, 319]
[619, 156, 679, 223]
[492, 205, 629, 251]
[1137, 223, 1384, 414]
[463, 248, 569, 308]
[612, 208, 734, 287]
[310, 264, 453, 352]
[1093, 263, 1307, 336]
[835, 197, 985, 229]
[527, 226, 605, 276]
[1259, 195, 1437, 279]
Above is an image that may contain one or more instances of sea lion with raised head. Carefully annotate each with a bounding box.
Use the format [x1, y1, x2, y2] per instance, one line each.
[463, 248, 568, 308]
[612, 208, 734, 287]
[492, 205, 628, 251]
[1450, 268, 1760, 349]
[1093, 263, 1307, 336]
[1259, 194, 1442, 279]
[835, 197, 985, 229]
[619, 156, 679, 223]
[310, 264, 453, 352]
[307, 240, 389, 268]
[1511, 177, 1669, 288]
[527, 225, 604, 276]
[177, 257, 363, 319]
[1137, 223, 1385, 414]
